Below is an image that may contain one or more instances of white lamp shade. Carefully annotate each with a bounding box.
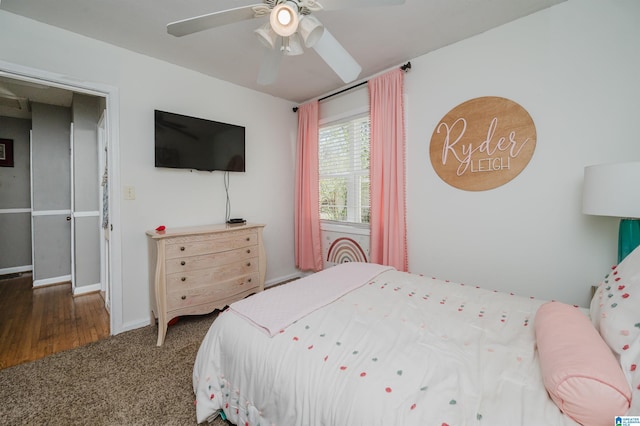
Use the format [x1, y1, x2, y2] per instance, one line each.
[583, 161, 640, 218]
[254, 23, 278, 49]
[270, 2, 299, 37]
[298, 15, 324, 48]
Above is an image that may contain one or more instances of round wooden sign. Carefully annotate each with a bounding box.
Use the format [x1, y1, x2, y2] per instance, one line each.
[429, 96, 536, 191]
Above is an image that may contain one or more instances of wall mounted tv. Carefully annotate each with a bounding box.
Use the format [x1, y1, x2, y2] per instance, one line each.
[154, 110, 245, 172]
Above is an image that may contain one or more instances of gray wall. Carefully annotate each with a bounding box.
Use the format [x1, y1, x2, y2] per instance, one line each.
[0, 116, 32, 271]
[31, 102, 72, 282]
[72, 94, 100, 212]
[31, 103, 71, 211]
[72, 93, 101, 288]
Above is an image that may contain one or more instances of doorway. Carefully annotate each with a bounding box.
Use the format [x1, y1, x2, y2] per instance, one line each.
[0, 61, 122, 340]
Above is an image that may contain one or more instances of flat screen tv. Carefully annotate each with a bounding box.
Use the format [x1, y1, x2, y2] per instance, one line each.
[154, 110, 245, 172]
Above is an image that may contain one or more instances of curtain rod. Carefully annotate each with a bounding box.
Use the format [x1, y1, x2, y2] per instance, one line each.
[292, 61, 411, 113]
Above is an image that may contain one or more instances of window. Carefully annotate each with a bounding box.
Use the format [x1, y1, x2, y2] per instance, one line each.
[318, 114, 370, 225]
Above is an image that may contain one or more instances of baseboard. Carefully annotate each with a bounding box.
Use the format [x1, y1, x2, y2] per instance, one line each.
[0, 265, 33, 276]
[119, 318, 154, 335]
[33, 274, 72, 288]
[73, 283, 102, 296]
[265, 272, 307, 288]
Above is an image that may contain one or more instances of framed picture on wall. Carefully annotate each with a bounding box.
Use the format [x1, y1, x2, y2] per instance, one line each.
[0, 138, 14, 167]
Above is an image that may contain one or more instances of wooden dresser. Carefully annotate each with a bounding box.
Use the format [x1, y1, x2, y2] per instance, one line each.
[146, 223, 266, 346]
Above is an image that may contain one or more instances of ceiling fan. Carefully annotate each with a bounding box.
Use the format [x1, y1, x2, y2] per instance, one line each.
[167, 0, 405, 86]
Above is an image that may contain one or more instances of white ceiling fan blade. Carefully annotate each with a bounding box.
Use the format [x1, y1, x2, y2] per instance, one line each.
[257, 48, 282, 86]
[319, 0, 405, 11]
[167, 4, 262, 37]
[312, 29, 362, 83]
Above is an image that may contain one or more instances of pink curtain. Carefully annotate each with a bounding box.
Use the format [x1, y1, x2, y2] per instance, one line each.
[294, 100, 323, 271]
[368, 69, 408, 271]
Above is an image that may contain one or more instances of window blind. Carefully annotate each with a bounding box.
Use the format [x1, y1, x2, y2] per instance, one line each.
[319, 114, 370, 224]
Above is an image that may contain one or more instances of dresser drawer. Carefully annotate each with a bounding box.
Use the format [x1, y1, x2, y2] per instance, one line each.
[167, 272, 260, 311]
[165, 229, 257, 259]
[166, 256, 258, 290]
[165, 244, 257, 274]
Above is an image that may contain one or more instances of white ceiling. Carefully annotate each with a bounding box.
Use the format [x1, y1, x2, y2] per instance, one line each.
[0, 0, 565, 104]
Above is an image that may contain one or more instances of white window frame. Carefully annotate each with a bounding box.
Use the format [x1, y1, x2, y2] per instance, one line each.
[318, 112, 370, 227]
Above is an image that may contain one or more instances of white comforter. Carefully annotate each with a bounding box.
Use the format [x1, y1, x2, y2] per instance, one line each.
[193, 266, 580, 425]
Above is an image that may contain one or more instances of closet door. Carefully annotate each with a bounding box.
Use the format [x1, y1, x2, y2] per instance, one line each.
[31, 103, 72, 287]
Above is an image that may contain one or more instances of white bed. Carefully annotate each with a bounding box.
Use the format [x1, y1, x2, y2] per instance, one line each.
[193, 261, 638, 425]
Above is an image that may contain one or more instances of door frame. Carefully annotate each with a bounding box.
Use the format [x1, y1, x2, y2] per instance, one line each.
[0, 59, 123, 335]
[70, 121, 76, 293]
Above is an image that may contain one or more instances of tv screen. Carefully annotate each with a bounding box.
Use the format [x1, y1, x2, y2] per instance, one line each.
[154, 110, 245, 172]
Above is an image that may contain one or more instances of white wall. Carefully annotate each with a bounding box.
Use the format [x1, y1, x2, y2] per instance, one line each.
[0, 11, 298, 331]
[405, 0, 640, 307]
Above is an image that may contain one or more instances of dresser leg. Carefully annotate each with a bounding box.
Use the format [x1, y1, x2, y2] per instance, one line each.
[157, 322, 167, 346]
[151, 310, 166, 346]
[156, 309, 167, 346]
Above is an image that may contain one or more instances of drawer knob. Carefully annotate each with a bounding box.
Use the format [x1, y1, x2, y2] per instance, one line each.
[180, 246, 185, 251]
[246, 249, 251, 254]
[180, 261, 186, 266]
[181, 277, 186, 282]
[247, 262, 251, 267]
[246, 237, 250, 241]
[181, 295, 186, 300]
[248, 278, 252, 283]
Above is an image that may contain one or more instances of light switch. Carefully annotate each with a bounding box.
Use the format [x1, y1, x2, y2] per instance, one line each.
[124, 185, 136, 200]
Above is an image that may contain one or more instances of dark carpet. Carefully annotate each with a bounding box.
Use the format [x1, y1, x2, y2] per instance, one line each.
[0, 312, 232, 426]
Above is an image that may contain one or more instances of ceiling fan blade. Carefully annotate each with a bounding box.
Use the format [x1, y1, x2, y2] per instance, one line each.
[167, 4, 262, 37]
[312, 29, 362, 83]
[257, 48, 282, 86]
[319, 0, 405, 11]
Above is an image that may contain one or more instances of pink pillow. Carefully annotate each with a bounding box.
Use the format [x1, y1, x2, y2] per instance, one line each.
[535, 301, 631, 425]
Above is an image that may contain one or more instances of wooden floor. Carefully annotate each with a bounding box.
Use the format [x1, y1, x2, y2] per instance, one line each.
[0, 273, 110, 370]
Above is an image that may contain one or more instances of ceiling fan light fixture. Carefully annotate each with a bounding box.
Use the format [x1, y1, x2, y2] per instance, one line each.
[282, 33, 304, 56]
[270, 1, 299, 37]
[254, 23, 278, 49]
[298, 15, 324, 48]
